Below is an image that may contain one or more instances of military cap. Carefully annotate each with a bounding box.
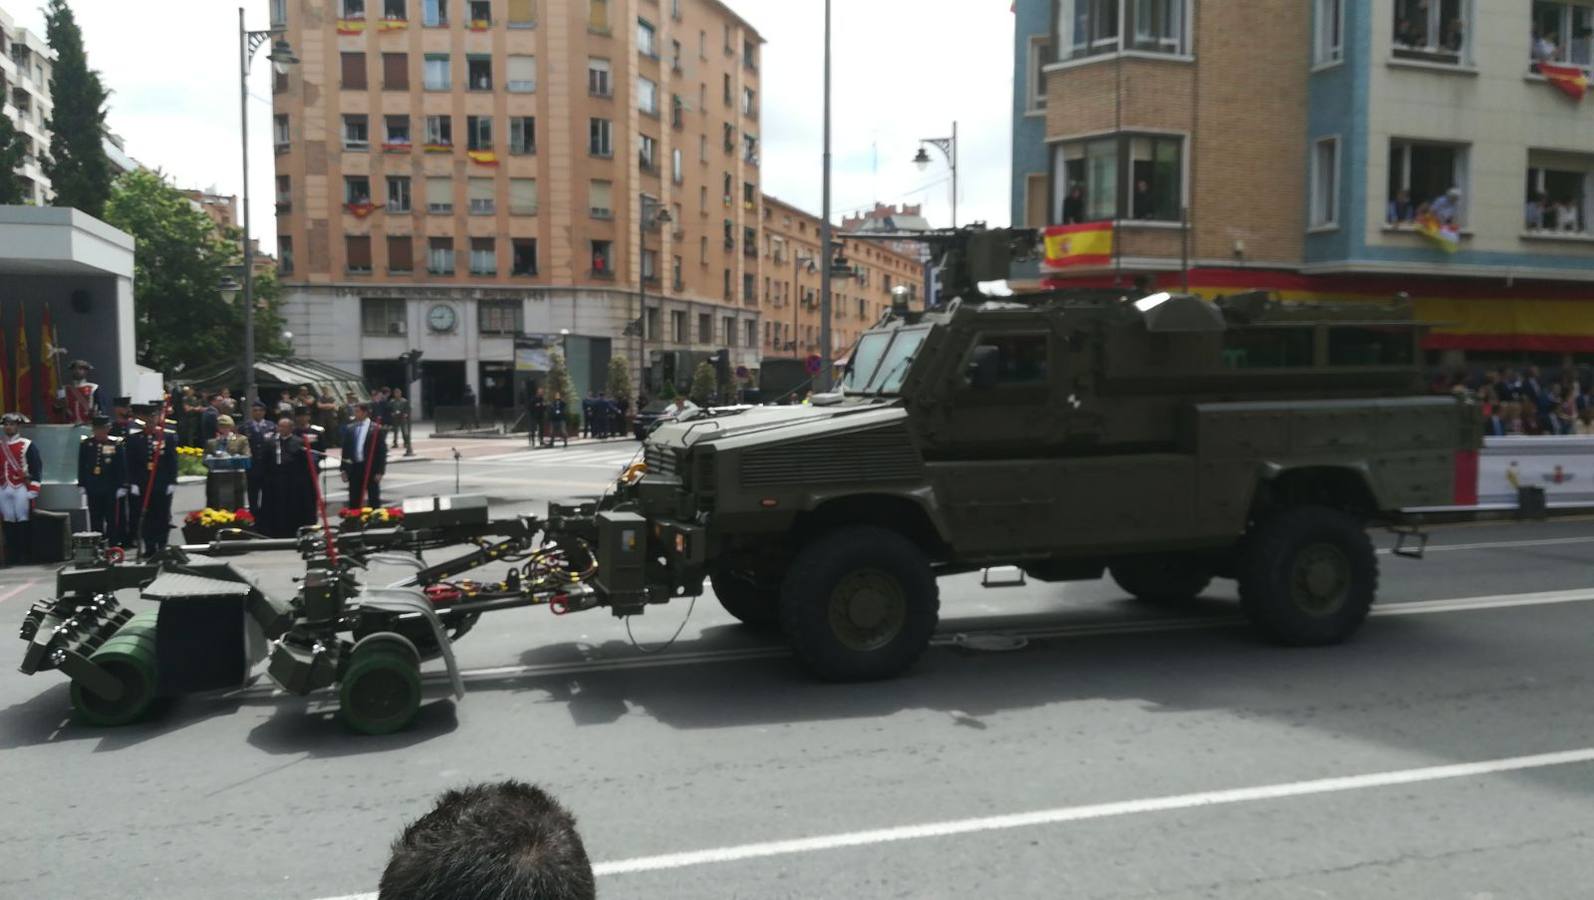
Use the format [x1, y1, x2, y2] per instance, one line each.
[91, 414, 111, 428]
[217, 414, 235, 427]
[2, 412, 28, 425]
[69, 359, 93, 371]
[112, 396, 132, 407]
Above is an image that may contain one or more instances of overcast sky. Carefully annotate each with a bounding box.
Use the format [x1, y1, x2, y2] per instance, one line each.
[15, 0, 1015, 253]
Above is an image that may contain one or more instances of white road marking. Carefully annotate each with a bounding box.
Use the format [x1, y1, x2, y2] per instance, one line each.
[310, 745, 1594, 898]
[231, 588, 1594, 699]
[1378, 535, 1594, 555]
[0, 579, 38, 603]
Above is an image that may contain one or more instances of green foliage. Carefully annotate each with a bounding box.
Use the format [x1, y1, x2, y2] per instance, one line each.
[42, 0, 113, 217]
[606, 356, 633, 407]
[689, 361, 717, 406]
[545, 351, 577, 413]
[657, 381, 676, 401]
[104, 169, 290, 376]
[0, 115, 27, 205]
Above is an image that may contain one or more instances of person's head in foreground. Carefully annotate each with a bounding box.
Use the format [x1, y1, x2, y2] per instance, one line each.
[379, 781, 595, 900]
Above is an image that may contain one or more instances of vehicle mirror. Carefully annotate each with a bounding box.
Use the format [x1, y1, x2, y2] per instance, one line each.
[967, 345, 1000, 390]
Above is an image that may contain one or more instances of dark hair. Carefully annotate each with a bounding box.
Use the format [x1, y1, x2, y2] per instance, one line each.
[379, 781, 595, 900]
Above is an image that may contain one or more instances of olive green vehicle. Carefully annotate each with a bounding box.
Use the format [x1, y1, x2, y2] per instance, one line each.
[587, 228, 1479, 682]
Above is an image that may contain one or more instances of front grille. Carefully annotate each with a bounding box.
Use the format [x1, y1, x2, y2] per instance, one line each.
[740, 425, 920, 487]
[645, 444, 677, 476]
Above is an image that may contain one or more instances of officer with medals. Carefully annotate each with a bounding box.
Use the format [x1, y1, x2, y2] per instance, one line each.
[0, 412, 44, 566]
[109, 395, 134, 438]
[77, 414, 127, 539]
[60, 359, 105, 426]
[126, 402, 179, 556]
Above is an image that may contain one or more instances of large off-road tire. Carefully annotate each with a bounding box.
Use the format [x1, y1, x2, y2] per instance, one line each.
[779, 526, 939, 682]
[1238, 506, 1378, 646]
[1109, 556, 1213, 604]
[710, 569, 782, 631]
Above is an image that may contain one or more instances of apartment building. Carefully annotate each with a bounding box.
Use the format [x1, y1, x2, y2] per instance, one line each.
[270, 0, 764, 412]
[0, 6, 53, 205]
[761, 194, 926, 365]
[1013, 0, 1594, 363]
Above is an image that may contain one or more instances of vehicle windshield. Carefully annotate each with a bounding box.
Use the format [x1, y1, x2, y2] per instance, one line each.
[857, 328, 929, 395]
[840, 331, 892, 393]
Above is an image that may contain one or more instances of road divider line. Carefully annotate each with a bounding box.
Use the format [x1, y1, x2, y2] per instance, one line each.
[0, 579, 38, 603]
[1378, 535, 1594, 555]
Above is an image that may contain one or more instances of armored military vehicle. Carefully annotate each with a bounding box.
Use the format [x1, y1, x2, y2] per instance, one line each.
[585, 227, 1479, 681]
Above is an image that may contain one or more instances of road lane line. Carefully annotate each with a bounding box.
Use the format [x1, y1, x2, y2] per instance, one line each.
[1378, 535, 1594, 555]
[0, 579, 38, 603]
[310, 745, 1594, 897]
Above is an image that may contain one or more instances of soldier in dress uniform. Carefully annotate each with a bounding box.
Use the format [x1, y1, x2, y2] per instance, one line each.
[109, 396, 134, 438]
[60, 360, 105, 426]
[0, 413, 44, 566]
[77, 414, 127, 539]
[126, 404, 179, 556]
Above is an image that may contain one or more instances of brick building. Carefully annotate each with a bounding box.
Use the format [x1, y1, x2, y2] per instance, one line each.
[1013, 0, 1594, 365]
[270, 0, 765, 413]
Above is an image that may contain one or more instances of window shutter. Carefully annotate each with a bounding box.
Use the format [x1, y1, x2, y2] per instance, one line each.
[510, 179, 538, 212]
[508, 0, 534, 24]
[383, 53, 408, 89]
[468, 178, 495, 203]
[387, 236, 413, 271]
[341, 52, 367, 88]
[507, 55, 535, 88]
[346, 235, 373, 269]
[427, 177, 452, 208]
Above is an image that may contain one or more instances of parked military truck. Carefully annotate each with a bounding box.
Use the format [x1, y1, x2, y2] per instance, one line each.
[583, 227, 1479, 681]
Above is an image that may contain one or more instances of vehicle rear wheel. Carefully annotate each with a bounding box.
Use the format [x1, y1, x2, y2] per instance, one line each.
[710, 569, 782, 631]
[1109, 556, 1213, 604]
[1238, 506, 1377, 646]
[339, 635, 422, 735]
[780, 526, 939, 682]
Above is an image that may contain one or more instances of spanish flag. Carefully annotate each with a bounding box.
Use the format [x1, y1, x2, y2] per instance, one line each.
[13, 311, 31, 419]
[1417, 212, 1460, 254]
[1043, 222, 1114, 269]
[1539, 63, 1588, 101]
[40, 303, 62, 423]
[467, 150, 499, 166]
[336, 19, 367, 34]
[0, 315, 9, 415]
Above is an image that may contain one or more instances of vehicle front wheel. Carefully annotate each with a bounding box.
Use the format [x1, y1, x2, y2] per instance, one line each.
[1109, 556, 1213, 604]
[710, 568, 782, 631]
[1238, 506, 1378, 646]
[780, 526, 939, 682]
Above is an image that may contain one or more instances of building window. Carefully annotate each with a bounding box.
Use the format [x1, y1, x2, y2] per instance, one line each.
[467, 55, 493, 90]
[589, 0, 609, 31]
[469, 237, 496, 275]
[467, 115, 492, 151]
[1027, 36, 1050, 111]
[384, 0, 406, 19]
[1525, 152, 1594, 233]
[342, 0, 366, 17]
[509, 178, 538, 215]
[588, 58, 611, 96]
[637, 18, 656, 57]
[672, 310, 687, 343]
[468, 0, 491, 25]
[1392, 0, 1469, 65]
[722, 122, 736, 153]
[387, 175, 412, 213]
[642, 248, 658, 281]
[743, 133, 758, 164]
[638, 76, 658, 114]
[468, 177, 495, 215]
[723, 73, 733, 106]
[509, 116, 536, 154]
[589, 118, 612, 156]
[672, 148, 683, 183]
[639, 134, 658, 171]
[274, 114, 290, 147]
[382, 52, 409, 89]
[341, 52, 367, 89]
[1054, 0, 1188, 61]
[507, 55, 535, 91]
[508, 0, 534, 27]
[344, 175, 373, 205]
[275, 175, 292, 210]
[745, 320, 756, 349]
[386, 115, 411, 147]
[423, 0, 447, 26]
[278, 236, 294, 274]
[742, 181, 756, 209]
[481, 299, 523, 334]
[699, 134, 708, 163]
[671, 94, 685, 128]
[512, 238, 539, 275]
[742, 272, 755, 302]
[388, 236, 414, 273]
[343, 115, 370, 151]
[671, 39, 682, 70]
[271, 0, 288, 26]
[743, 226, 757, 257]
[724, 316, 737, 347]
[1049, 133, 1183, 223]
[426, 176, 453, 213]
[1314, 0, 1343, 65]
[1531, 2, 1594, 70]
[699, 313, 713, 343]
[428, 237, 455, 275]
[425, 115, 453, 146]
[591, 239, 613, 274]
[722, 269, 732, 300]
[1387, 139, 1467, 226]
[672, 254, 684, 290]
[589, 179, 613, 218]
[742, 87, 757, 116]
[699, 235, 708, 263]
[362, 298, 407, 335]
[1310, 137, 1339, 228]
[424, 53, 450, 90]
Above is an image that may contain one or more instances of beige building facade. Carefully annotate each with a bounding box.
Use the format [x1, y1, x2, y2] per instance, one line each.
[270, 0, 764, 411]
[0, 7, 54, 206]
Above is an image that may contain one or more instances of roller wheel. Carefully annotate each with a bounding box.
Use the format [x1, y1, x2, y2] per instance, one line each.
[71, 621, 160, 727]
[710, 569, 781, 631]
[339, 644, 422, 735]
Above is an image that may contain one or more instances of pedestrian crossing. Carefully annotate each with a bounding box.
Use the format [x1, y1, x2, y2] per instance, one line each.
[472, 444, 645, 470]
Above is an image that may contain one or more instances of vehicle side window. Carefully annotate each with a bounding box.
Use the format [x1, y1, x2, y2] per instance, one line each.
[1327, 326, 1415, 366]
[1222, 328, 1313, 369]
[976, 334, 1049, 385]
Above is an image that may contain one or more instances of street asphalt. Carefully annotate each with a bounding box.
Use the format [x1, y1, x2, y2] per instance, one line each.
[2, 434, 1592, 899]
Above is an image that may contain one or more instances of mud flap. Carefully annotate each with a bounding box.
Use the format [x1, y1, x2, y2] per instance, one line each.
[357, 587, 466, 700]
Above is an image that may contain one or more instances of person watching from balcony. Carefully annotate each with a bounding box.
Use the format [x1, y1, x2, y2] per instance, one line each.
[1554, 197, 1581, 232]
[1428, 187, 1462, 225]
[1533, 30, 1559, 69]
[1387, 189, 1416, 225]
[1062, 183, 1084, 225]
[1526, 191, 1548, 230]
[1395, 17, 1422, 48]
[1132, 179, 1154, 219]
[1443, 18, 1464, 53]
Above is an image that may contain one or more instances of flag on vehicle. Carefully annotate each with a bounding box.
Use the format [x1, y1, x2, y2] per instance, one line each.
[1042, 222, 1114, 269]
[1539, 63, 1588, 101]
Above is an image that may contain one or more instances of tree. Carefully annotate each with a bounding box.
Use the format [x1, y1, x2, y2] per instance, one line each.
[104, 169, 289, 376]
[545, 352, 577, 427]
[0, 115, 28, 204]
[689, 360, 716, 407]
[42, 0, 113, 217]
[606, 357, 633, 409]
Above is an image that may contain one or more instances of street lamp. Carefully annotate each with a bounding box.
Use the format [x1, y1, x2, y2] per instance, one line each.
[637, 197, 672, 394]
[238, 7, 298, 409]
[218, 274, 242, 306]
[913, 121, 959, 228]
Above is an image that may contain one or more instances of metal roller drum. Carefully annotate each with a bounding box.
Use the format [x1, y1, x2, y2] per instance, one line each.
[70, 613, 160, 727]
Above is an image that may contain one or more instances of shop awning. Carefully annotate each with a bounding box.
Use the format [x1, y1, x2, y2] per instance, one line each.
[179, 356, 370, 401]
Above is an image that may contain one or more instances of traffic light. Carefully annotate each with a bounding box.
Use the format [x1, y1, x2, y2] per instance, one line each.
[399, 349, 424, 385]
[713, 348, 731, 387]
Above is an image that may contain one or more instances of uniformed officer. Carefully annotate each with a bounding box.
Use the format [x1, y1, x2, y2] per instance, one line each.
[549, 393, 570, 448]
[0, 412, 43, 565]
[60, 359, 105, 426]
[127, 406, 179, 556]
[240, 401, 274, 513]
[592, 392, 609, 440]
[77, 414, 127, 538]
[109, 396, 134, 438]
[581, 392, 595, 439]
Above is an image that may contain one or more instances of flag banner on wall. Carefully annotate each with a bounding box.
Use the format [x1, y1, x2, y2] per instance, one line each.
[344, 202, 382, 219]
[467, 150, 499, 166]
[14, 311, 32, 420]
[40, 303, 62, 423]
[378, 18, 408, 31]
[1539, 63, 1588, 101]
[1042, 222, 1115, 269]
[1417, 213, 1461, 253]
[336, 19, 366, 34]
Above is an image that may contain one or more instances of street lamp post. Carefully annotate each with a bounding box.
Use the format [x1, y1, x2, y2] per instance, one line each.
[912, 121, 959, 228]
[637, 197, 672, 395]
[818, 0, 834, 391]
[238, 7, 297, 408]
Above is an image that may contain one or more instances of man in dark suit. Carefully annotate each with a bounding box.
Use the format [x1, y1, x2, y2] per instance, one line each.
[339, 402, 388, 509]
[77, 414, 128, 539]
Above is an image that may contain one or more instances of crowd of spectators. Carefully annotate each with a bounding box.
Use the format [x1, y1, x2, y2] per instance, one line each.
[1441, 366, 1594, 436]
[170, 383, 413, 453]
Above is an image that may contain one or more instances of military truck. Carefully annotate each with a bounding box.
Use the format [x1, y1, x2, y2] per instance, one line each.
[584, 228, 1479, 682]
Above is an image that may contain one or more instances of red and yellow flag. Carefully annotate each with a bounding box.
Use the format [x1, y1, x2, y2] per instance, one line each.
[40, 303, 62, 423]
[1043, 222, 1115, 269]
[1540, 63, 1588, 101]
[467, 150, 499, 166]
[336, 19, 367, 34]
[13, 311, 31, 419]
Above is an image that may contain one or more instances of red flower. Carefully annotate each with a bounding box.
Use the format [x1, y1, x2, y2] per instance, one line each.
[235, 509, 256, 524]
